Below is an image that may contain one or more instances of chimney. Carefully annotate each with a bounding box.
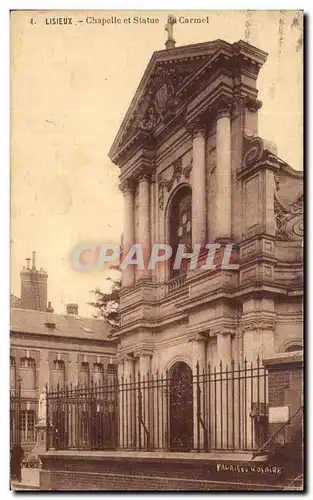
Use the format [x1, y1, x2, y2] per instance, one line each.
[66, 303, 79, 316]
[32, 251, 36, 270]
[47, 301, 54, 313]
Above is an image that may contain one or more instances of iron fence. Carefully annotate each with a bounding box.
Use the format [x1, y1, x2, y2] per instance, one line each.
[46, 358, 268, 453]
[10, 384, 21, 447]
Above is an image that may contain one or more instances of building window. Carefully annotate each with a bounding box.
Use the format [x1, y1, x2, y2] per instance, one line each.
[19, 357, 36, 390]
[20, 410, 36, 443]
[51, 360, 65, 389]
[92, 363, 104, 385]
[169, 186, 192, 278]
[80, 362, 90, 386]
[53, 360, 64, 371]
[20, 357, 35, 369]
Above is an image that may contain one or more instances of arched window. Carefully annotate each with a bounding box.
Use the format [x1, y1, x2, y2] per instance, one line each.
[51, 360, 65, 389]
[80, 362, 90, 386]
[92, 363, 104, 385]
[10, 357, 16, 389]
[19, 357, 36, 390]
[169, 186, 192, 278]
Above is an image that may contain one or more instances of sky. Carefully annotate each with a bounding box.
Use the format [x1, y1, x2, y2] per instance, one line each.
[10, 10, 303, 316]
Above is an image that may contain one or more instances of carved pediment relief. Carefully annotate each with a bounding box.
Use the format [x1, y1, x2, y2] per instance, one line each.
[122, 60, 206, 145]
[275, 192, 303, 241]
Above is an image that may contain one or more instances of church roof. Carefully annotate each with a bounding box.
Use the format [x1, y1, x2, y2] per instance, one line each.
[108, 39, 268, 165]
[10, 307, 114, 343]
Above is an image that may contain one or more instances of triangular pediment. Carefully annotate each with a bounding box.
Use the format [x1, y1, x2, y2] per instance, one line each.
[108, 40, 232, 163]
[109, 39, 268, 164]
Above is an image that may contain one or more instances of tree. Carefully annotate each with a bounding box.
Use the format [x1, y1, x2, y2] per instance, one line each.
[88, 278, 121, 328]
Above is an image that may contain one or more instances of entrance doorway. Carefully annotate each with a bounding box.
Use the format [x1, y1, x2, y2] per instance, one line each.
[169, 361, 193, 451]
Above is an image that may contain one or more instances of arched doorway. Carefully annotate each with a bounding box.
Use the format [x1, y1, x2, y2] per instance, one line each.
[169, 361, 193, 452]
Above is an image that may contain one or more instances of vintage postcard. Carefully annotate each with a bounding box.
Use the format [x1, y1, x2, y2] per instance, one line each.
[10, 10, 303, 491]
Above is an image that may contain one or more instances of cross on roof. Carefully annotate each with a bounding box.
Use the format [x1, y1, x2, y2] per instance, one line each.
[165, 15, 177, 49]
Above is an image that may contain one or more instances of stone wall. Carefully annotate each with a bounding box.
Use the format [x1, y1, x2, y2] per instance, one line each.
[39, 451, 288, 491]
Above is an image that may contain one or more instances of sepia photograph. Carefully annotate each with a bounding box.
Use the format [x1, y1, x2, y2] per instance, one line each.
[10, 10, 303, 491]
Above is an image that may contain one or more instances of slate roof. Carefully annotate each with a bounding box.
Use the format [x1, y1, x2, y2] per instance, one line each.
[10, 307, 114, 342]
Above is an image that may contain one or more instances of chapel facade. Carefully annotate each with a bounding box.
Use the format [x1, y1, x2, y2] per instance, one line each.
[108, 38, 303, 383]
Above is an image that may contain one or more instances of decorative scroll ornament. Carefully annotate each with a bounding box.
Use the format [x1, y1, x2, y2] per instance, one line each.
[119, 177, 134, 194]
[240, 320, 276, 333]
[209, 325, 236, 337]
[275, 192, 303, 241]
[242, 133, 264, 167]
[183, 161, 193, 180]
[133, 349, 153, 359]
[244, 96, 263, 113]
[158, 157, 184, 210]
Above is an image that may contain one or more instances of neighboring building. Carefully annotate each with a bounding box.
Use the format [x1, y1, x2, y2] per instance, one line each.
[20, 252, 48, 312]
[10, 256, 117, 449]
[108, 38, 303, 450]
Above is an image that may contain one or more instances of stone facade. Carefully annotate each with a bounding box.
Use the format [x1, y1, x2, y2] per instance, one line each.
[108, 39, 303, 378]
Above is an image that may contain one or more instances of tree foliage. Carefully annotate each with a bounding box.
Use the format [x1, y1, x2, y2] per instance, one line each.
[88, 278, 121, 328]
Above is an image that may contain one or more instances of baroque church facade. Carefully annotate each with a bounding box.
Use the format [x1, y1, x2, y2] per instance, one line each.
[109, 38, 303, 381]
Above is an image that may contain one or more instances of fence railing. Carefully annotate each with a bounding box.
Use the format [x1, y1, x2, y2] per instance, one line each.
[10, 384, 21, 447]
[46, 358, 268, 453]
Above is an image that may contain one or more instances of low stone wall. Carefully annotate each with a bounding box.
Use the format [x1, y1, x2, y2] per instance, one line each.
[39, 451, 289, 491]
[263, 351, 303, 448]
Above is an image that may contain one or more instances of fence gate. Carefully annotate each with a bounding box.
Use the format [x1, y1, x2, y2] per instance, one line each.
[170, 362, 193, 452]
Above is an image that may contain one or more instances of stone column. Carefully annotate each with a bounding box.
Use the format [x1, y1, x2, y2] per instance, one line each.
[138, 172, 151, 280]
[215, 101, 232, 242]
[120, 179, 135, 288]
[191, 126, 207, 246]
[217, 332, 232, 366]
